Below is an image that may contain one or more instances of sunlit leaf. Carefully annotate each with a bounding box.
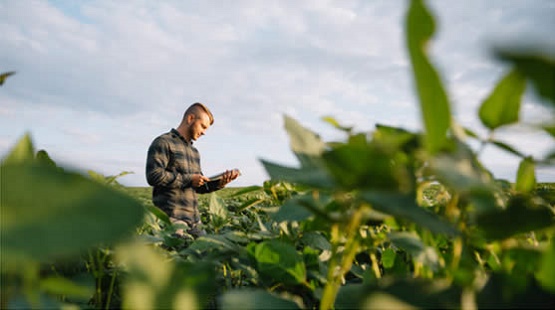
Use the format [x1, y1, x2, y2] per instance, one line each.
[284, 115, 325, 168]
[208, 192, 229, 221]
[515, 157, 536, 193]
[406, 0, 452, 154]
[322, 116, 353, 133]
[1, 133, 35, 164]
[254, 240, 306, 286]
[479, 69, 526, 130]
[381, 248, 397, 269]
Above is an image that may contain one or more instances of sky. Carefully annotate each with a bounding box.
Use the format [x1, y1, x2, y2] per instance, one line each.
[1, 0, 554, 187]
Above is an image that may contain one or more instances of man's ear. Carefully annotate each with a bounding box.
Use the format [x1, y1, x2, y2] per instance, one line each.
[186, 113, 196, 124]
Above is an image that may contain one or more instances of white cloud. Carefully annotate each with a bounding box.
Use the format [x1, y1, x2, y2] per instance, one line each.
[1, 0, 554, 187]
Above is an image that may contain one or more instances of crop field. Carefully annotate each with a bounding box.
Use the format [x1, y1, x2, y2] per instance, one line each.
[2, 0, 554, 309]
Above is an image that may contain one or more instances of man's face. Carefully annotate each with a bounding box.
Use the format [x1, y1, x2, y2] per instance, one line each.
[188, 113, 211, 141]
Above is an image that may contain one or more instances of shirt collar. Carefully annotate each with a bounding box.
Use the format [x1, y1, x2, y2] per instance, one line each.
[171, 128, 192, 145]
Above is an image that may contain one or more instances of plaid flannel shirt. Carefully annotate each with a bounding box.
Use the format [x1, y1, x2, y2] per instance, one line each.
[146, 128, 218, 224]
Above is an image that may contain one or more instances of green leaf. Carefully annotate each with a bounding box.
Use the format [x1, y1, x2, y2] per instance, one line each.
[429, 142, 496, 195]
[118, 242, 216, 310]
[373, 124, 420, 151]
[2, 133, 35, 164]
[0, 71, 16, 86]
[35, 150, 57, 167]
[235, 197, 266, 212]
[183, 234, 243, 256]
[406, 0, 451, 154]
[220, 289, 301, 310]
[463, 127, 480, 139]
[88, 170, 132, 186]
[146, 205, 172, 225]
[537, 239, 555, 292]
[208, 193, 229, 220]
[39, 276, 94, 299]
[300, 232, 331, 252]
[389, 232, 439, 270]
[381, 248, 397, 269]
[490, 140, 525, 158]
[284, 115, 325, 168]
[476, 195, 554, 240]
[479, 69, 526, 130]
[1, 163, 145, 263]
[260, 159, 335, 189]
[272, 196, 314, 223]
[322, 116, 353, 133]
[516, 157, 536, 193]
[543, 125, 555, 138]
[495, 50, 555, 105]
[360, 191, 458, 236]
[322, 143, 403, 191]
[254, 240, 306, 286]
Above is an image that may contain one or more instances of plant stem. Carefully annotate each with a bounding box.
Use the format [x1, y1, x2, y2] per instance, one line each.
[105, 268, 118, 310]
[320, 209, 363, 310]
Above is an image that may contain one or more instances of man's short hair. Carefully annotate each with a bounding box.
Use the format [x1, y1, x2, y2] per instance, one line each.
[184, 102, 214, 125]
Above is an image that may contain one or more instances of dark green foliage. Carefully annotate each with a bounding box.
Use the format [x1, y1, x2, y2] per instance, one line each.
[2, 0, 554, 309]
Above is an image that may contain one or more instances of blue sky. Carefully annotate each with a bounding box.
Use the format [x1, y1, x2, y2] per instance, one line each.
[1, 0, 554, 187]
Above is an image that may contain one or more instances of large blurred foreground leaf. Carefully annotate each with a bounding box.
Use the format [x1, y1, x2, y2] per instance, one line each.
[476, 195, 554, 240]
[479, 69, 526, 130]
[220, 289, 300, 310]
[496, 50, 555, 106]
[335, 279, 461, 309]
[1, 163, 145, 263]
[405, 0, 451, 154]
[117, 242, 216, 310]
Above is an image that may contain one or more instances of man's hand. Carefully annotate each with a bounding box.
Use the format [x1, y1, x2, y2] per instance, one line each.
[218, 169, 240, 188]
[192, 174, 210, 187]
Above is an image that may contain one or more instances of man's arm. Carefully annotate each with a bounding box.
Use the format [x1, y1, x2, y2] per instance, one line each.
[195, 169, 240, 194]
[145, 137, 190, 188]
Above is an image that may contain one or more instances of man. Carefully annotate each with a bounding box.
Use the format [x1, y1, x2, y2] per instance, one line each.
[146, 102, 239, 237]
